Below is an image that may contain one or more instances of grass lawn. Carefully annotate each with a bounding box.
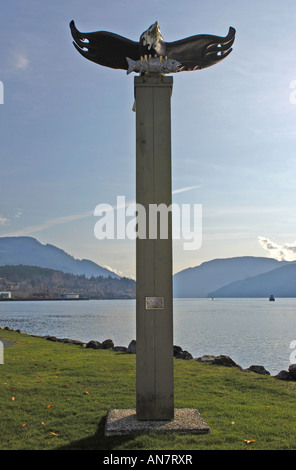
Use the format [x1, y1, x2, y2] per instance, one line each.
[0, 328, 296, 450]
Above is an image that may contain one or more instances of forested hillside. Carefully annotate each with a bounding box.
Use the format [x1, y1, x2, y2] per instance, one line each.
[0, 265, 135, 299]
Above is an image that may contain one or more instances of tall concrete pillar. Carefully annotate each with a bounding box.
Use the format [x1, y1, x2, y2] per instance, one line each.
[134, 75, 174, 420]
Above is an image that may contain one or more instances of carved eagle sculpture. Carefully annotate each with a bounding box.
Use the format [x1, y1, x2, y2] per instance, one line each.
[70, 20, 235, 74]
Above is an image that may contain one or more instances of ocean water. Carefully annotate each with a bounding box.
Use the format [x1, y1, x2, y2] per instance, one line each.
[0, 298, 295, 374]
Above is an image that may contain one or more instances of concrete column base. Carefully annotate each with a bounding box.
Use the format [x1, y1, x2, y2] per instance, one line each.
[104, 408, 211, 436]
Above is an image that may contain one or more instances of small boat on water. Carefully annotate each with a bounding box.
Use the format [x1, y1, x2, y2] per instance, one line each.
[269, 294, 275, 301]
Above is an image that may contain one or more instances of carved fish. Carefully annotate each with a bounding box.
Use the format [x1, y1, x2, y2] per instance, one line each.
[126, 56, 182, 75]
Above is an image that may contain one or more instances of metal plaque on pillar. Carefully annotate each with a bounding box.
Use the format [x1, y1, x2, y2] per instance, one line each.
[70, 19, 235, 424]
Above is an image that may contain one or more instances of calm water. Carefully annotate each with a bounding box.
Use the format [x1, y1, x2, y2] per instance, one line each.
[0, 298, 295, 374]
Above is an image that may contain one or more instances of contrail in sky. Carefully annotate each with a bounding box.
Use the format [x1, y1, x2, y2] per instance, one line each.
[1, 186, 200, 237]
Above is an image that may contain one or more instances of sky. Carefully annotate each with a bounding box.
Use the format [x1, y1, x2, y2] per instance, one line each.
[0, 0, 296, 279]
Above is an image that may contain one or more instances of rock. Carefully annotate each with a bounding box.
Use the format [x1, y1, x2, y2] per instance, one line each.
[194, 354, 216, 363]
[72, 340, 86, 346]
[288, 364, 296, 380]
[173, 345, 183, 357]
[85, 340, 104, 349]
[102, 339, 114, 349]
[175, 350, 193, 360]
[275, 370, 293, 381]
[45, 335, 59, 342]
[127, 340, 136, 354]
[60, 338, 86, 346]
[212, 355, 242, 369]
[112, 346, 128, 352]
[244, 365, 270, 375]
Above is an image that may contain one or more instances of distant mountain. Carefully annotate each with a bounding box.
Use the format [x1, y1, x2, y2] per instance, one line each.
[173, 256, 290, 298]
[0, 237, 120, 279]
[2, 237, 293, 297]
[208, 263, 296, 298]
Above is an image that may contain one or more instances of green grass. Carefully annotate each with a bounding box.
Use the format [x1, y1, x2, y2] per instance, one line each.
[1, 329, 296, 450]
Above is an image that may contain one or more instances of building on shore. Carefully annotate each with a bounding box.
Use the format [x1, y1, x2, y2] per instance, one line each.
[60, 292, 80, 299]
[0, 292, 12, 299]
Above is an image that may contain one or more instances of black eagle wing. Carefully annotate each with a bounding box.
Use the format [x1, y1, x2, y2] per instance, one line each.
[70, 21, 140, 70]
[166, 27, 235, 71]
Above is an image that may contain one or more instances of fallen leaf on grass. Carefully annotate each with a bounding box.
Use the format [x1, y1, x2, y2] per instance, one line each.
[22, 424, 27, 427]
[84, 391, 89, 394]
[50, 432, 59, 436]
[41, 422, 45, 426]
[244, 440, 256, 444]
[11, 397, 15, 401]
[46, 405, 54, 408]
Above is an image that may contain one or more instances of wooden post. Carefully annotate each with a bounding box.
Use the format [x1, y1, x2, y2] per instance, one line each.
[135, 75, 174, 420]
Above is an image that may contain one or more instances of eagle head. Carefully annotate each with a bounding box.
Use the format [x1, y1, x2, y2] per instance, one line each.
[140, 21, 166, 57]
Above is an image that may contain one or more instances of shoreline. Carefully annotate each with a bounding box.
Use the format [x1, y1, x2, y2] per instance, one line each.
[0, 297, 135, 301]
[0, 298, 89, 302]
[1, 325, 295, 381]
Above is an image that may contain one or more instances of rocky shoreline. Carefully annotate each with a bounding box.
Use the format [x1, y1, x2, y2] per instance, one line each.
[1, 326, 296, 382]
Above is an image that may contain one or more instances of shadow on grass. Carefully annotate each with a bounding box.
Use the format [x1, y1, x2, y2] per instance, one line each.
[56, 415, 138, 450]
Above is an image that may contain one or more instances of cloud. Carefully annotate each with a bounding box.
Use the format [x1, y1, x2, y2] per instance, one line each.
[103, 265, 128, 278]
[0, 217, 9, 226]
[258, 236, 296, 261]
[13, 52, 29, 70]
